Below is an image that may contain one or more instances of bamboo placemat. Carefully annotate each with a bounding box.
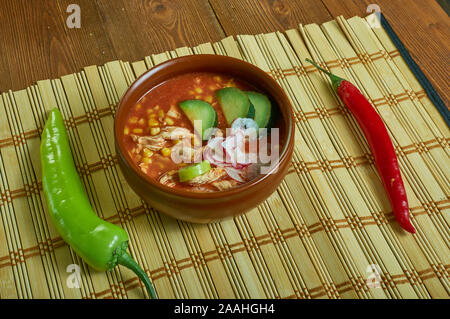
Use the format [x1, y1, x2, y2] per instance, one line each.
[0, 14, 448, 299]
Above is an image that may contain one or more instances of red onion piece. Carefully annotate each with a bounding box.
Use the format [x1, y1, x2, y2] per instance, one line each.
[204, 128, 257, 168]
[224, 167, 246, 182]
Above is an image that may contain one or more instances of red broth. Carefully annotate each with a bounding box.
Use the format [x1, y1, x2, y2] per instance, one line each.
[123, 71, 271, 192]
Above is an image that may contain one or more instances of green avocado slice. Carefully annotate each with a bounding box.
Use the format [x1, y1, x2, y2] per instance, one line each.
[179, 100, 217, 140]
[246, 91, 272, 128]
[215, 87, 250, 126]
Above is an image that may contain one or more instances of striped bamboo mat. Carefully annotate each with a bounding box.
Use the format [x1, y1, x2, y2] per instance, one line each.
[0, 14, 449, 299]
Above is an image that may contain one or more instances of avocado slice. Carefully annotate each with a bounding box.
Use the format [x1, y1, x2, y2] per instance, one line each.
[246, 91, 272, 128]
[215, 87, 250, 126]
[247, 102, 255, 119]
[179, 100, 218, 140]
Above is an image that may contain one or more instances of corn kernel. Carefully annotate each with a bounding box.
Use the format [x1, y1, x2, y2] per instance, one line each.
[213, 76, 221, 82]
[165, 117, 174, 125]
[146, 108, 154, 114]
[161, 147, 171, 157]
[150, 127, 160, 136]
[143, 148, 153, 157]
[129, 116, 138, 124]
[195, 87, 203, 94]
[195, 95, 202, 99]
[132, 128, 143, 134]
[189, 90, 195, 95]
[154, 105, 160, 110]
[124, 127, 130, 135]
[135, 103, 142, 110]
[158, 110, 165, 118]
[148, 113, 157, 119]
[148, 118, 159, 127]
[138, 118, 145, 125]
[205, 96, 213, 103]
[142, 157, 152, 164]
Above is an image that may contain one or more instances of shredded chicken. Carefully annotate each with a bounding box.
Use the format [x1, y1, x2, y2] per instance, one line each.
[159, 170, 178, 187]
[134, 144, 144, 154]
[131, 126, 192, 152]
[171, 140, 205, 164]
[191, 186, 214, 193]
[212, 179, 239, 191]
[159, 126, 192, 140]
[139, 162, 149, 174]
[167, 105, 181, 119]
[131, 134, 165, 151]
[187, 168, 227, 185]
[159, 168, 227, 189]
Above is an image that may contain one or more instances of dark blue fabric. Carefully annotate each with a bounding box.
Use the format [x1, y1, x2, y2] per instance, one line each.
[380, 13, 449, 127]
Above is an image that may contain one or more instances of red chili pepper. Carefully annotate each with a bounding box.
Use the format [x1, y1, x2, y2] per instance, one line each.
[306, 59, 415, 234]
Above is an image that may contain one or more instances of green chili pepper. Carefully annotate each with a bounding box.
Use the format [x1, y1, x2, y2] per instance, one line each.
[178, 160, 211, 182]
[40, 108, 157, 299]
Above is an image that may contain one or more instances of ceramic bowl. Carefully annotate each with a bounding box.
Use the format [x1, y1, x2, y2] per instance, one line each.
[114, 54, 294, 223]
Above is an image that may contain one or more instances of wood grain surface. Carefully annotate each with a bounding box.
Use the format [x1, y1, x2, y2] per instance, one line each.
[0, 0, 448, 106]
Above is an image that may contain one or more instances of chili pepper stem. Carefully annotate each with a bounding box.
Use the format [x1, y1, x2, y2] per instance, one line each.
[117, 251, 157, 299]
[306, 58, 345, 91]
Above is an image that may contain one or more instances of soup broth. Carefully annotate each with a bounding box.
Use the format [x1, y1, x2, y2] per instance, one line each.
[123, 71, 275, 192]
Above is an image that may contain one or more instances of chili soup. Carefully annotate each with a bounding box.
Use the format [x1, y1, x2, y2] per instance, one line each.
[123, 71, 276, 192]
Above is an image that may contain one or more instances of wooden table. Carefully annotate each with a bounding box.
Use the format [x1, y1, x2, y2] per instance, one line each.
[0, 0, 448, 106]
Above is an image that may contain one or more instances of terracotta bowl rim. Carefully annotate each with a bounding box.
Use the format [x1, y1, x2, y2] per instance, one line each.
[114, 54, 294, 199]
